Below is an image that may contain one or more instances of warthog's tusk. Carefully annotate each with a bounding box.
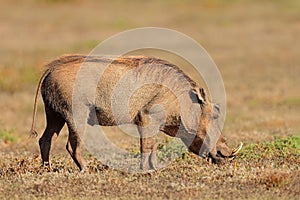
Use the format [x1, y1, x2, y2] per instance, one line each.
[231, 142, 243, 156]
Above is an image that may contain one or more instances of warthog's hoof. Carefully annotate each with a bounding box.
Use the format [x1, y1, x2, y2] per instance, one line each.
[40, 162, 52, 172]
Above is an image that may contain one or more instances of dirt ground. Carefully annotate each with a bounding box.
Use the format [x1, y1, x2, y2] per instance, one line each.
[0, 0, 299, 199]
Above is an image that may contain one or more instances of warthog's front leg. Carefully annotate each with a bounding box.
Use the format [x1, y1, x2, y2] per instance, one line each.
[136, 108, 163, 171]
[139, 136, 158, 170]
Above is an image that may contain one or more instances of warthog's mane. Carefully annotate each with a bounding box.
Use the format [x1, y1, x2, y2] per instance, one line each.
[44, 54, 198, 94]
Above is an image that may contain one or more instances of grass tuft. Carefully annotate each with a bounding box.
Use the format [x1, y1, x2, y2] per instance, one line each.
[157, 138, 187, 162]
[239, 135, 300, 160]
[259, 169, 290, 188]
[0, 128, 17, 144]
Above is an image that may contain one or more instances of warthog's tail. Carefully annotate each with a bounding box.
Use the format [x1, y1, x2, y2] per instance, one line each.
[29, 68, 51, 138]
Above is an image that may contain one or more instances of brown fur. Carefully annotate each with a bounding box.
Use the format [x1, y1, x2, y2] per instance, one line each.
[31, 54, 232, 171]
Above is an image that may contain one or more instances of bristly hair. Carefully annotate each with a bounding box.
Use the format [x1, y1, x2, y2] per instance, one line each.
[43, 54, 199, 96]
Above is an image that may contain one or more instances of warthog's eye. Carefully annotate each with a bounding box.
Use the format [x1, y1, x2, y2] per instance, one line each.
[212, 104, 220, 119]
[213, 104, 220, 113]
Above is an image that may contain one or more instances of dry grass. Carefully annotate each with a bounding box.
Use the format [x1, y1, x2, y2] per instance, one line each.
[0, 0, 300, 199]
[0, 137, 299, 199]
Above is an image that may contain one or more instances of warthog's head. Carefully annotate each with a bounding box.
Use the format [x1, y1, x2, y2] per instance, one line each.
[183, 87, 242, 164]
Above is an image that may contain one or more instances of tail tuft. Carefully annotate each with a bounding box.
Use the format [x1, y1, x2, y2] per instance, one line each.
[29, 129, 38, 138]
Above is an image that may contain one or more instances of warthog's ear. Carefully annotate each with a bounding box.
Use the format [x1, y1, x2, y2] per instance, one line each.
[191, 87, 207, 105]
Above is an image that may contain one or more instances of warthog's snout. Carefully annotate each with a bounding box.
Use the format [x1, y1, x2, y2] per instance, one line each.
[209, 142, 243, 164]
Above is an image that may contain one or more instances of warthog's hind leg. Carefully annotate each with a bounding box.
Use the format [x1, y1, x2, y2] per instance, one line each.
[39, 107, 65, 169]
[66, 124, 85, 171]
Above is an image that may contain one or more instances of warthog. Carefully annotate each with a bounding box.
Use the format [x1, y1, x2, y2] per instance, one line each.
[30, 54, 242, 171]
